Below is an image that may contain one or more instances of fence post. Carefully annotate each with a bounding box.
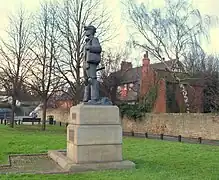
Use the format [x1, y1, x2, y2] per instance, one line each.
[59, 122, 62, 126]
[4, 119, 6, 125]
[0, 119, 3, 124]
[18, 120, 21, 125]
[145, 132, 148, 138]
[160, 134, 164, 140]
[178, 135, 182, 142]
[198, 137, 202, 144]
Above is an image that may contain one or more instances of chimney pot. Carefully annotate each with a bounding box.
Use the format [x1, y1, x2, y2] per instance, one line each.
[144, 51, 148, 58]
[142, 52, 150, 72]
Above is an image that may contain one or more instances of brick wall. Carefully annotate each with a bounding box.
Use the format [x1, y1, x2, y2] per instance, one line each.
[122, 113, 219, 140]
[140, 53, 167, 113]
[153, 79, 166, 113]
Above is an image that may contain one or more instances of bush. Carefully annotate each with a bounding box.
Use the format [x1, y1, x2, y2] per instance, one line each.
[119, 85, 158, 121]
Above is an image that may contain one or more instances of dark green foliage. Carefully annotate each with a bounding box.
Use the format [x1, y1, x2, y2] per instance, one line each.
[119, 85, 158, 120]
[119, 103, 143, 120]
[203, 72, 219, 113]
[166, 82, 180, 113]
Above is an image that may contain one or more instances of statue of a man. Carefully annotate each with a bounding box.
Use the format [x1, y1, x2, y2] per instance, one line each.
[83, 25, 102, 104]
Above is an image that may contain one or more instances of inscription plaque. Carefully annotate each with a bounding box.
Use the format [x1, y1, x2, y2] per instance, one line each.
[72, 113, 76, 120]
[68, 129, 74, 143]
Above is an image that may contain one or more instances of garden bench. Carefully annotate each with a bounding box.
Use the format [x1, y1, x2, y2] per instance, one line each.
[22, 118, 41, 125]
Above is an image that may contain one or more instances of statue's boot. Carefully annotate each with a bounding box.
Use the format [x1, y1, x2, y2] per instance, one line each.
[90, 78, 100, 103]
[83, 85, 90, 102]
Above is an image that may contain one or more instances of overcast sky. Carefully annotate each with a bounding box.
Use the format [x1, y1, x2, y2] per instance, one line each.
[0, 0, 218, 62]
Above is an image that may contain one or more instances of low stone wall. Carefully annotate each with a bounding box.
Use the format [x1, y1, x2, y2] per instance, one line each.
[122, 113, 219, 140]
[38, 108, 69, 123]
[40, 108, 219, 140]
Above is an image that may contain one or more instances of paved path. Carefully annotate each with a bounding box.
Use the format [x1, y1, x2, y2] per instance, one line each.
[0, 154, 67, 174]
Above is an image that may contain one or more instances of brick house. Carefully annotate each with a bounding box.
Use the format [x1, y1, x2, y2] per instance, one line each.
[112, 53, 203, 113]
[50, 87, 84, 109]
[54, 92, 73, 109]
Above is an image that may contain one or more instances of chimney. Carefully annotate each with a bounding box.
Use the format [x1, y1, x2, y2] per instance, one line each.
[121, 61, 132, 71]
[140, 51, 152, 99]
[142, 51, 150, 72]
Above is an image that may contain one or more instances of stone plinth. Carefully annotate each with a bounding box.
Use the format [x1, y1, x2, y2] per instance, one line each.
[48, 104, 135, 172]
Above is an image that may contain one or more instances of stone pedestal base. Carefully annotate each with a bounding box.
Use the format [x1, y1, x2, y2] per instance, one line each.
[48, 104, 135, 172]
[48, 150, 135, 172]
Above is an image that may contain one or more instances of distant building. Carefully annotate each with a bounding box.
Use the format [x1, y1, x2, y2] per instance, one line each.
[109, 52, 203, 113]
[0, 108, 11, 120]
[47, 52, 204, 113]
[0, 90, 40, 116]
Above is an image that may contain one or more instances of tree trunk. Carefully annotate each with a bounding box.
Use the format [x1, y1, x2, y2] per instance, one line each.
[110, 86, 117, 105]
[175, 75, 190, 113]
[10, 97, 16, 128]
[42, 99, 47, 131]
[75, 67, 81, 104]
[179, 84, 190, 113]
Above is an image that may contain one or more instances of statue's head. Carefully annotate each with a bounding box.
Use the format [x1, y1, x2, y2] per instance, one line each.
[84, 25, 96, 37]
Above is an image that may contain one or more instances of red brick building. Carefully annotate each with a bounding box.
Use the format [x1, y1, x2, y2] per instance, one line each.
[114, 53, 203, 113]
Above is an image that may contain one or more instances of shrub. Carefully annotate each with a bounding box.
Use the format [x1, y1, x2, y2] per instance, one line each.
[118, 85, 158, 121]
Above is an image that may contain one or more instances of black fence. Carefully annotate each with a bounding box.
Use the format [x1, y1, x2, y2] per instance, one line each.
[0, 119, 22, 125]
[1, 120, 219, 146]
[123, 131, 219, 146]
[0, 119, 68, 127]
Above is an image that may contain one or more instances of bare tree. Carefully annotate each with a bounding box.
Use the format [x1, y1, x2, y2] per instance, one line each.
[99, 47, 141, 104]
[27, 2, 62, 131]
[55, 0, 114, 104]
[0, 8, 33, 127]
[99, 49, 128, 103]
[185, 53, 219, 112]
[125, 0, 215, 113]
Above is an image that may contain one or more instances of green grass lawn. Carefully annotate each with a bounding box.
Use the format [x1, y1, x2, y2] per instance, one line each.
[0, 124, 219, 180]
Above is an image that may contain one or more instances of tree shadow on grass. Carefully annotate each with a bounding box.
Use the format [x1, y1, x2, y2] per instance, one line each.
[6, 125, 66, 135]
[129, 158, 181, 177]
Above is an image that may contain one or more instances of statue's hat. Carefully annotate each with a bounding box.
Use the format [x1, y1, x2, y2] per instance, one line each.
[84, 25, 96, 33]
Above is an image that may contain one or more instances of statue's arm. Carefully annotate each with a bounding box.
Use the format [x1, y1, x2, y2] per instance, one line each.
[89, 38, 102, 53]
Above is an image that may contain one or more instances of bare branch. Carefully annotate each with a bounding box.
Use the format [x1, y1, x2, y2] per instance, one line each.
[26, 2, 63, 130]
[0, 7, 34, 127]
[54, 0, 114, 103]
[124, 0, 216, 113]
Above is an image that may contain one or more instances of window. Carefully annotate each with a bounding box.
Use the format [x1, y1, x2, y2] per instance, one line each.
[121, 84, 128, 97]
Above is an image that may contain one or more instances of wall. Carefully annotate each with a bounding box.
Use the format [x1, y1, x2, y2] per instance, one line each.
[39, 108, 219, 140]
[140, 55, 167, 113]
[122, 113, 219, 140]
[153, 79, 166, 113]
[38, 108, 69, 122]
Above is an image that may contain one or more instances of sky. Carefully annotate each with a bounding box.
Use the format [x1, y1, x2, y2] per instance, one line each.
[0, 0, 219, 63]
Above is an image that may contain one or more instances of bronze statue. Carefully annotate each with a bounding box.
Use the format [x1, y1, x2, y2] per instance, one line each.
[82, 25, 112, 105]
[83, 25, 101, 103]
